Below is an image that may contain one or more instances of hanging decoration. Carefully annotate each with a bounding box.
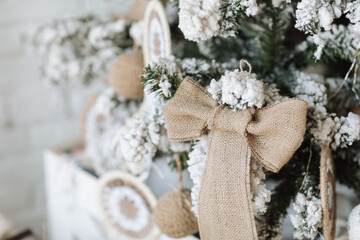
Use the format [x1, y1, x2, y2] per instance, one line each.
[162, 61, 307, 239]
[154, 154, 198, 238]
[108, 47, 145, 100]
[320, 145, 337, 240]
[98, 171, 160, 240]
[83, 88, 141, 175]
[143, 0, 171, 65]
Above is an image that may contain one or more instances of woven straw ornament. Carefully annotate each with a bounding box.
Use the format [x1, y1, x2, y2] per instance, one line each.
[108, 47, 144, 100]
[153, 155, 199, 238]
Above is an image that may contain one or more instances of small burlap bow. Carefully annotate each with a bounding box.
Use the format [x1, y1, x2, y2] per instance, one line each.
[163, 77, 308, 240]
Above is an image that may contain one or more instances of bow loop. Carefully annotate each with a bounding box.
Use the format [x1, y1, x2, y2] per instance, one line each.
[163, 76, 307, 240]
[163, 77, 216, 141]
[245, 99, 308, 172]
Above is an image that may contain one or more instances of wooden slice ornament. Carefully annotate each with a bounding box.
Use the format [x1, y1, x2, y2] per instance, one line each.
[99, 171, 160, 240]
[143, 0, 171, 65]
[320, 145, 337, 240]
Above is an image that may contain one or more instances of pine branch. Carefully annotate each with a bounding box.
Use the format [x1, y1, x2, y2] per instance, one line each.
[259, 139, 320, 239]
[334, 145, 360, 198]
[167, 151, 189, 171]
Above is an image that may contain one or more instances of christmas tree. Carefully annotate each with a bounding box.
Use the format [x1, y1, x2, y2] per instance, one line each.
[140, 1, 360, 239]
[32, 0, 360, 239]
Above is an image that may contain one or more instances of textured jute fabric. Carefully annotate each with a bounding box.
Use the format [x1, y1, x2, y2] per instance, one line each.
[108, 48, 144, 100]
[320, 145, 336, 240]
[163, 77, 308, 240]
[154, 189, 199, 238]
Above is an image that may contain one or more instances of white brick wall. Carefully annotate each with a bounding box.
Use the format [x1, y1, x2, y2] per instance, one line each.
[0, 0, 130, 237]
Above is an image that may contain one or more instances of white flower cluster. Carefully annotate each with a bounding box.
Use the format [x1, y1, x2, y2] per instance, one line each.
[208, 70, 265, 110]
[308, 24, 360, 60]
[116, 114, 162, 177]
[290, 190, 322, 240]
[187, 139, 271, 216]
[333, 112, 360, 149]
[178, 0, 222, 42]
[31, 15, 132, 85]
[85, 88, 140, 175]
[295, 0, 346, 34]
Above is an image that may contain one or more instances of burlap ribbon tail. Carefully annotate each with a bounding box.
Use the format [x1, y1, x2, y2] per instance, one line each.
[163, 77, 307, 240]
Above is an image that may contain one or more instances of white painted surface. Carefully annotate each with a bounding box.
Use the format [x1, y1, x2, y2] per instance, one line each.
[0, 0, 130, 237]
[44, 142, 198, 240]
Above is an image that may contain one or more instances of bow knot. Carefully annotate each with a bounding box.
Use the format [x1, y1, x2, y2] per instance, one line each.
[163, 77, 307, 240]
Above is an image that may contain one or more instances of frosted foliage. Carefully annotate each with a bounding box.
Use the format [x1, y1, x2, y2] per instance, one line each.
[208, 70, 265, 110]
[290, 190, 322, 240]
[263, 83, 288, 106]
[31, 16, 131, 85]
[311, 117, 335, 145]
[345, 2, 360, 26]
[295, 0, 345, 34]
[333, 112, 360, 149]
[309, 24, 360, 60]
[293, 71, 327, 118]
[85, 88, 140, 174]
[116, 115, 161, 176]
[239, 0, 260, 16]
[158, 77, 172, 98]
[187, 136, 208, 216]
[251, 161, 271, 213]
[178, 0, 222, 42]
[149, 56, 180, 76]
[272, 0, 288, 8]
[188, 137, 271, 216]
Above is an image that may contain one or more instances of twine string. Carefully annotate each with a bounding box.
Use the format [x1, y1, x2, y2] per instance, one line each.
[174, 154, 183, 191]
[240, 59, 252, 74]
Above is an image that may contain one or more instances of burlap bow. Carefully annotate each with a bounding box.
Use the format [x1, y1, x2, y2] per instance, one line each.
[163, 77, 308, 240]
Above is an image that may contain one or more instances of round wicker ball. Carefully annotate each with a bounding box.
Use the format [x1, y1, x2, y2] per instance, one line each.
[154, 189, 198, 238]
[108, 48, 144, 100]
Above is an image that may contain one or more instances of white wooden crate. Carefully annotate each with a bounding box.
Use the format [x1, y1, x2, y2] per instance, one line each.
[44, 139, 199, 240]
